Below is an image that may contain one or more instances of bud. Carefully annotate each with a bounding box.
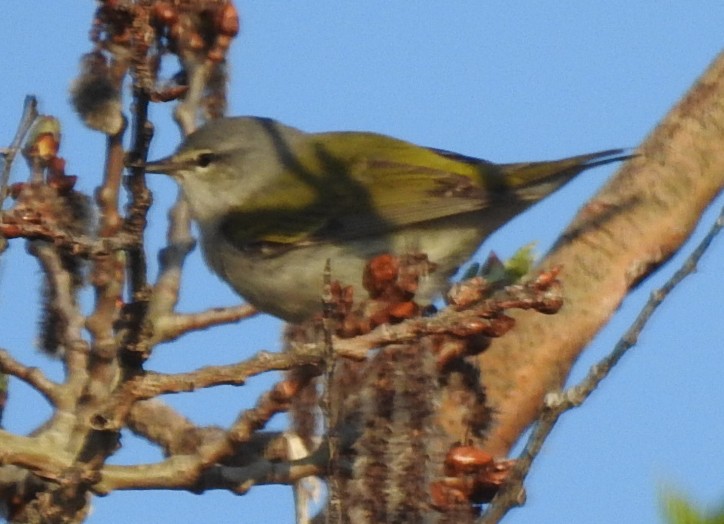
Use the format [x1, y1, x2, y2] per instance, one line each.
[23, 116, 61, 163]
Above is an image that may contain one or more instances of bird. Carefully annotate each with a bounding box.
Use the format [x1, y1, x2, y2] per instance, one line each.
[145, 116, 628, 321]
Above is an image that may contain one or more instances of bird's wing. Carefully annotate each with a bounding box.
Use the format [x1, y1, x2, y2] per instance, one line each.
[218, 130, 628, 253]
[218, 132, 499, 252]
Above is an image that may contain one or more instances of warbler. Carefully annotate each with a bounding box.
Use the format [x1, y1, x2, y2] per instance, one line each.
[145, 117, 627, 321]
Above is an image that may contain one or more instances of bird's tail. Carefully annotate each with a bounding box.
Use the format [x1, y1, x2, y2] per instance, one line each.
[498, 149, 632, 202]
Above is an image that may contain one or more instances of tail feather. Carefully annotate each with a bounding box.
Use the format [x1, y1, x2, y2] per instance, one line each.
[499, 148, 633, 201]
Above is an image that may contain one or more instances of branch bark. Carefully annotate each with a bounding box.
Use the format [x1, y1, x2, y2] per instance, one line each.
[479, 51, 724, 456]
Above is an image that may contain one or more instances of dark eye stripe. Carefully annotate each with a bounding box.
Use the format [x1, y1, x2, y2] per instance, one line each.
[197, 152, 214, 167]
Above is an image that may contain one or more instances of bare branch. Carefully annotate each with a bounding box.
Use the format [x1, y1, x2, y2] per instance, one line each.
[126, 399, 222, 455]
[479, 50, 724, 456]
[226, 377, 310, 448]
[124, 6, 154, 299]
[91, 347, 322, 432]
[85, 124, 127, 379]
[0, 431, 72, 481]
[0, 349, 60, 405]
[96, 374, 316, 494]
[332, 275, 561, 360]
[96, 450, 323, 494]
[0, 96, 38, 210]
[148, 196, 195, 319]
[479, 204, 723, 523]
[29, 243, 86, 346]
[0, 219, 138, 256]
[94, 455, 203, 493]
[203, 455, 325, 494]
[152, 304, 258, 344]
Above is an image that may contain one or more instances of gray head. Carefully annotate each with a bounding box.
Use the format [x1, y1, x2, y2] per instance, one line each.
[183, 117, 300, 152]
[145, 117, 305, 223]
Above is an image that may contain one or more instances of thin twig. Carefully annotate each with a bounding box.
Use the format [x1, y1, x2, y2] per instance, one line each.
[95, 449, 323, 494]
[223, 375, 314, 459]
[0, 349, 60, 406]
[206, 452, 326, 494]
[152, 304, 258, 344]
[28, 242, 89, 407]
[96, 377, 316, 491]
[85, 127, 126, 390]
[479, 204, 723, 524]
[0, 96, 38, 210]
[0, 220, 138, 256]
[173, 59, 213, 134]
[94, 271, 563, 431]
[329, 278, 561, 360]
[321, 260, 342, 524]
[148, 195, 195, 318]
[91, 347, 323, 431]
[124, 9, 154, 299]
[144, 117, 196, 351]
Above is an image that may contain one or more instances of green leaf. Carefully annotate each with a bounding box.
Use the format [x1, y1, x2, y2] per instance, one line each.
[504, 243, 536, 281]
[661, 490, 724, 524]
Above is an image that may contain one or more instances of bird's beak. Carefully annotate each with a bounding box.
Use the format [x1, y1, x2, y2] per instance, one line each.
[143, 155, 180, 174]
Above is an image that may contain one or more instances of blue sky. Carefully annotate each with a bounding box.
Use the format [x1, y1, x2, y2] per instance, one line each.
[1, 3, 722, 523]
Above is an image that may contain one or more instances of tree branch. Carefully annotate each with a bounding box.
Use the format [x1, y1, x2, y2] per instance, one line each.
[479, 203, 723, 523]
[0, 350, 60, 406]
[151, 304, 258, 344]
[0, 432, 72, 481]
[479, 50, 724, 456]
[0, 95, 38, 213]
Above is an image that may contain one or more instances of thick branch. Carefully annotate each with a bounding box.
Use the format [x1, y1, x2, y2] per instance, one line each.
[479, 51, 724, 455]
[480, 205, 723, 522]
[0, 431, 72, 480]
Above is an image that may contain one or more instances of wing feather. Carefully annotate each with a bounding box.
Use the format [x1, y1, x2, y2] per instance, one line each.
[219, 132, 496, 251]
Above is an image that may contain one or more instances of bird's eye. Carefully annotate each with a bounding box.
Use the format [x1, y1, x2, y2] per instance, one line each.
[196, 152, 214, 167]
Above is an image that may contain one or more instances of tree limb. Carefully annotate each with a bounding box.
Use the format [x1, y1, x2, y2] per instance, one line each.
[479, 51, 724, 456]
[480, 203, 723, 523]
